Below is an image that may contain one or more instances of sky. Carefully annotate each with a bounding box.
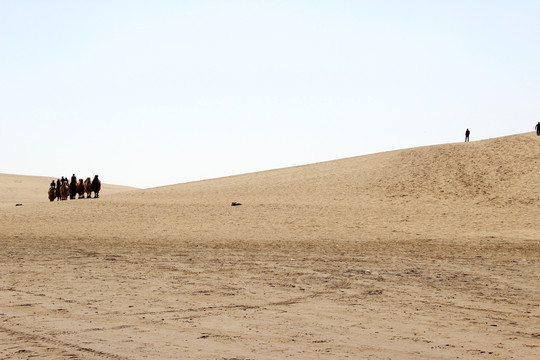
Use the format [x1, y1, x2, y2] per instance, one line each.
[1, 1, 539, 189]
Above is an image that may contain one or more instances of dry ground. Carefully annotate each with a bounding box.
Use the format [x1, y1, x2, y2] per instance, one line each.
[1, 133, 539, 359]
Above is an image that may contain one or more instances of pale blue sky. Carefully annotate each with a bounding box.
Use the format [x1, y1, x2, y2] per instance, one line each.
[1, 1, 539, 188]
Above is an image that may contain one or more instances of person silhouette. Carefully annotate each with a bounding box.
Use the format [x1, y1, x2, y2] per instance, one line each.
[465, 128, 470, 142]
[536, 122, 540, 136]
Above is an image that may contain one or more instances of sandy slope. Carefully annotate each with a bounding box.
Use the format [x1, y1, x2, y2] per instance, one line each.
[0, 133, 539, 359]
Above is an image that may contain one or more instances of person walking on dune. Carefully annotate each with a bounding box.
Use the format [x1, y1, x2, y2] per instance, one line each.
[536, 122, 540, 136]
[465, 128, 470, 142]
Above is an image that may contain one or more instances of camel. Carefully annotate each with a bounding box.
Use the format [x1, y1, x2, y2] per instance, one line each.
[91, 175, 101, 198]
[69, 179, 77, 200]
[76, 179, 85, 199]
[59, 182, 70, 200]
[56, 181, 61, 201]
[84, 177, 92, 198]
[48, 186, 56, 202]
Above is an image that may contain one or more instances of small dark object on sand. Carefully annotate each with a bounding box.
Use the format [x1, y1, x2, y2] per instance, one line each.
[15, 204, 23, 206]
[231, 202, 242, 206]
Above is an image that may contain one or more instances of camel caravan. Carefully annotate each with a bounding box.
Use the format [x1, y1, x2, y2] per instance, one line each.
[48, 174, 101, 201]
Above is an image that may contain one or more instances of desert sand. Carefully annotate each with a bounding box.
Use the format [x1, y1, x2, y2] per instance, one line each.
[1, 133, 539, 359]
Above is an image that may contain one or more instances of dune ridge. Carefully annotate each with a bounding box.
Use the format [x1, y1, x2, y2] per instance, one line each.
[1, 133, 539, 359]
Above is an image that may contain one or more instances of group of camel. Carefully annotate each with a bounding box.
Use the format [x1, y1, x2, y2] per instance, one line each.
[48, 175, 101, 201]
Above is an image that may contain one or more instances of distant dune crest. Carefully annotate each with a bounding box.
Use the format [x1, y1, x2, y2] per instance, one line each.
[1, 132, 539, 208]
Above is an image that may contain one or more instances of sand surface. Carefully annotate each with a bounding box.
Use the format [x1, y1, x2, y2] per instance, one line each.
[1, 133, 539, 359]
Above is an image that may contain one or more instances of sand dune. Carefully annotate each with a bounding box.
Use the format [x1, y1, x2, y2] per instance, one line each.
[1, 133, 539, 359]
